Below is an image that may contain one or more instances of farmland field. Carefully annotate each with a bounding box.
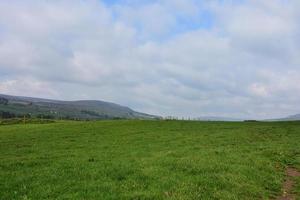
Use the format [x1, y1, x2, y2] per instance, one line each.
[1, 120, 300, 200]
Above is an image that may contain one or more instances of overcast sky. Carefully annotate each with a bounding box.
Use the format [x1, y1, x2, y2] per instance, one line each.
[0, 0, 300, 119]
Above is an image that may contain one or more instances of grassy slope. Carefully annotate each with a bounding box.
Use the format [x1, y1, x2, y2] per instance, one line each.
[0, 120, 300, 200]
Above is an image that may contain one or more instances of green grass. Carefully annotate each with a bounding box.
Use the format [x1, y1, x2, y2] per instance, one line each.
[0, 120, 300, 200]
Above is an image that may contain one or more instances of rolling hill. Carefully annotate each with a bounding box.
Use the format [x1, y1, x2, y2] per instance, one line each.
[265, 113, 300, 121]
[0, 94, 160, 120]
[281, 113, 300, 121]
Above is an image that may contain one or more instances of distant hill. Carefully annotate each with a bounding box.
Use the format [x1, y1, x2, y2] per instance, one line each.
[0, 94, 160, 120]
[284, 114, 300, 121]
[265, 114, 300, 121]
[195, 116, 244, 122]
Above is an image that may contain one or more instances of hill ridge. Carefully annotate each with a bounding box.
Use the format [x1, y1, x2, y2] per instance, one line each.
[0, 94, 160, 120]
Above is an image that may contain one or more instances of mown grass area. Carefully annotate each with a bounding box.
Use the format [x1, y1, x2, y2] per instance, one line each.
[0, 120, 300, 199]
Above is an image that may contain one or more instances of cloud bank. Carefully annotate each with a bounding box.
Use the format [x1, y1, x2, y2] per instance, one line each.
[0, 0, 300, 119]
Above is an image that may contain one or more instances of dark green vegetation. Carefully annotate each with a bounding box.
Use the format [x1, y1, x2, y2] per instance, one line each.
[0, 118, 55, 126]
[1, 120, 300, 199]
[0, 94, 160, 120]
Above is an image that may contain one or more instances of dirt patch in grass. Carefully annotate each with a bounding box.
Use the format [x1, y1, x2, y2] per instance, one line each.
[275, 167, 300, 200]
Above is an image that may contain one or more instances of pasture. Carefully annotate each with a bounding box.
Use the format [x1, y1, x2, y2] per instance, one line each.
[1, 120, 300, 199]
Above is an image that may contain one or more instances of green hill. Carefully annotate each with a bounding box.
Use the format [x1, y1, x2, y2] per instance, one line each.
[0, 94, 160, 120]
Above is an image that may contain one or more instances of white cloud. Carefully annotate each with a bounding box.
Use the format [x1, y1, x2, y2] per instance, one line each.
[0, 78, 58, 98]
[0, 0, 300, 119]
[249, 83, 269, 97]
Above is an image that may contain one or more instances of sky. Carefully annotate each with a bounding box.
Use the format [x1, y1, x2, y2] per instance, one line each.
[0, 0, 300, 119]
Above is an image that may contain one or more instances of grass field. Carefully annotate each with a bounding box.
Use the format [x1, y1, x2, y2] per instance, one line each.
[1, 120, 300, 199]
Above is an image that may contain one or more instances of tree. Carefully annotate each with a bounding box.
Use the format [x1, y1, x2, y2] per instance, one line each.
[0, 111, 16, 118]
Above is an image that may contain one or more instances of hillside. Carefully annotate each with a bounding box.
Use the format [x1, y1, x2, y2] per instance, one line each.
[265, 114, 300, 122]
[0, 94, 160, 120]
[281, 114, 300, 121]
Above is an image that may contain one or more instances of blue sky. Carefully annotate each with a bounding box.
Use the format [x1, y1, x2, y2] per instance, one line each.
[102, 0, 216, 40]
[0, 0, 300, 119]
